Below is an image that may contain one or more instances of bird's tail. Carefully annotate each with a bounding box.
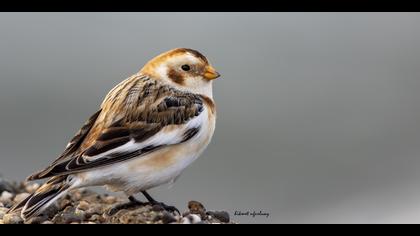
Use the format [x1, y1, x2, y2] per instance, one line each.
[8, 176, 72, 220]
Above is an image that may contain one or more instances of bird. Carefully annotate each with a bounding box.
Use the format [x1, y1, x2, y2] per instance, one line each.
[8, 48, 220, 220]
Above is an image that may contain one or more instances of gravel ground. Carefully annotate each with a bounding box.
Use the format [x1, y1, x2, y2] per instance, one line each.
[0, 177, 233, 224]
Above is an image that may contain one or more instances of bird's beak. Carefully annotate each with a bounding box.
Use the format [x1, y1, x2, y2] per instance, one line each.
[203, 65, 220, 80]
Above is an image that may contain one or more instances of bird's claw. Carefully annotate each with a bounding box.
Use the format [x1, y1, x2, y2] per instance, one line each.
[151, 202, 180, 215]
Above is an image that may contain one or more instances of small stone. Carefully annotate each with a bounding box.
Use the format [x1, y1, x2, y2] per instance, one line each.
[0, 191, 14, 202]
[188, 200, 207, 219]
[74, 208, 86, 220]
[89, 214, 105, 223]
[25, 215, 48, 224]
[0, 207, 8, 219]
[25, 183, 40, 194]
[83, 221, 96, 224]
[181, 214, 201, 224]
[43, 203, 60, 218]
[161, 211, 177, 224]
[104, 196, 117, 204]
[71, 191, 83, 201]
[52, 212, 84, 224]
[85, 204, 103, 216]
[77, 201, 90, 211]
[207, 211, 230, 223]
[3, 213, 24, 224]
[14, 193, 30, 203]
[58, 199, 73, 211]
[42, 221, 54, 224]
[194, 221, 208, 224]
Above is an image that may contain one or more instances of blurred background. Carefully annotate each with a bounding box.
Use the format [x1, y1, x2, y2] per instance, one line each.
[1, 13, 420, 223]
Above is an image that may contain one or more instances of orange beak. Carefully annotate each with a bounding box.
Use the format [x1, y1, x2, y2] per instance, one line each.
[203, 65, 220, 80]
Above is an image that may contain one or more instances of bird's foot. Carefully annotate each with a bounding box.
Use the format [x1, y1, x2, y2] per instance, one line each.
[107, 198, 148, 215]
[151, 202, 180, 215]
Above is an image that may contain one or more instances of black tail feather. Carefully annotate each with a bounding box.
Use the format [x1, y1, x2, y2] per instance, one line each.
[9, 176, 70, 220]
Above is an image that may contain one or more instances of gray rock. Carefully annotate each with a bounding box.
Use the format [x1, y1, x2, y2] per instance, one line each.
[161, 211, 177, 224]
[42, 203, 60, 218]
[207, 211, 230, 223]
[52, 212, 84, 224]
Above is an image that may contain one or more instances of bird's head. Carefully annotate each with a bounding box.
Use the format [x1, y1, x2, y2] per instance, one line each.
[140, 48, 220, 96]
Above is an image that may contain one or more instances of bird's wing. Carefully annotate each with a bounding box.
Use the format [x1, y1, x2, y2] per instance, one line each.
[27, 75, 205, 180]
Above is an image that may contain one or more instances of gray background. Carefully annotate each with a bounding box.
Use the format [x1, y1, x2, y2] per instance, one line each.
[1, 13, 420, 224]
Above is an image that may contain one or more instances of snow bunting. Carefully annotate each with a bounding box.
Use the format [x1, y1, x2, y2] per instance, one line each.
[9, 48, 220, 220]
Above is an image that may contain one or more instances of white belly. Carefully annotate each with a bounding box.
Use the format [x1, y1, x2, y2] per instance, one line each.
[75, 110, 216, 195]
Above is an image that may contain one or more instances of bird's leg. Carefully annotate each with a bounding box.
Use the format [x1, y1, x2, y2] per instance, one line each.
[107, 195, 147, 215]
[141, 191, 180, 215]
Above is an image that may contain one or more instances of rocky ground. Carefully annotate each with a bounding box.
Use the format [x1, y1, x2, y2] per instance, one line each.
[0, 177, 233, 224]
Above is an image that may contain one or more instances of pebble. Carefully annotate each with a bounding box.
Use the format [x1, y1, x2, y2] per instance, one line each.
[83, 222, 96, 224]
[3, 213, 24, 224]
[161, 211, 177, 224]
[43, 203, 60, 218]
[74, 208, 86, 220]
[194, 221, 208, 224]
[0, 191, 13, 202]
[207, 211, 230, 223]
[188, 201, 207, 219]
[181, 214, 201, 224]
[85, 204, 103, 216]
[58, 199, 73, 211]
[25, 215, 48, 224]
[0, 207, 8, 219]
[42, 221, 54, 224]
[76, 201, 90, 211]
[52, 212, 84, 224]
[104, 196, 117, 204]
[0, 180, 233, 224]
[89, 214, 105, 223]
[25, 183, 40, 194]
[14, 193, 31, 203]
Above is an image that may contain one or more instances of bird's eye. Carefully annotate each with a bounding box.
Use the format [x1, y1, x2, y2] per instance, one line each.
[181, 64, 191, 71]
